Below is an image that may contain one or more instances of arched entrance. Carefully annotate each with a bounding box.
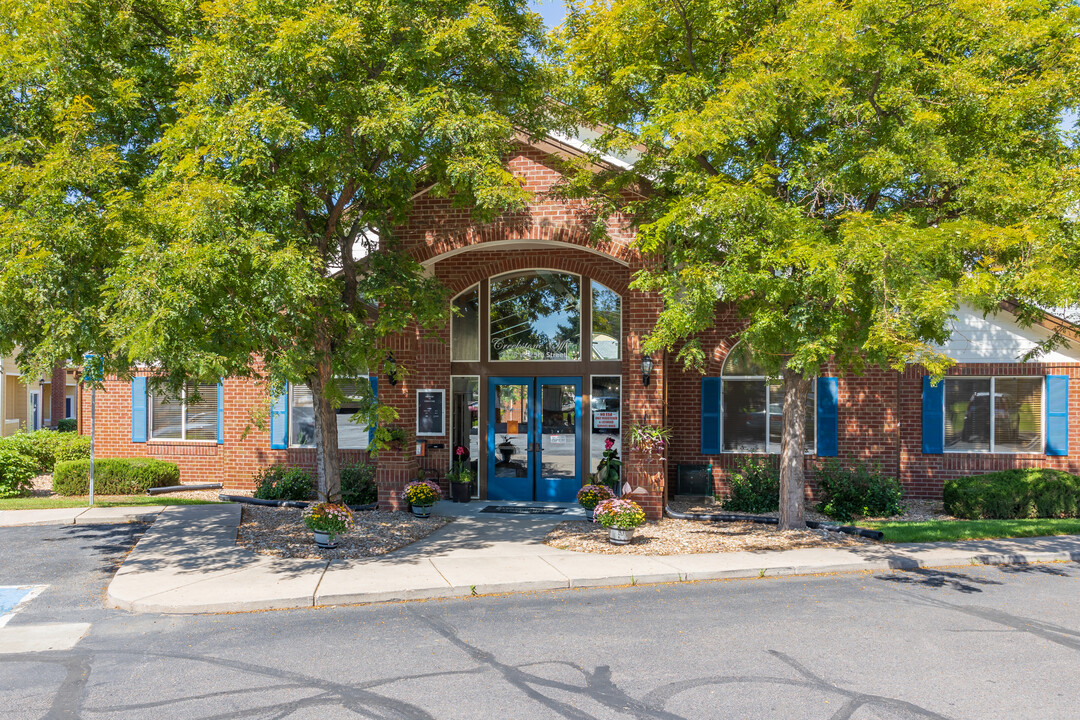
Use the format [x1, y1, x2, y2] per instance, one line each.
[448, 269, 624, 501]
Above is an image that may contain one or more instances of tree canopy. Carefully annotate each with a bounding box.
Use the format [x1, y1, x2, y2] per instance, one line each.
[560, 0, 1080, 526]
[1, 0, 557, 500]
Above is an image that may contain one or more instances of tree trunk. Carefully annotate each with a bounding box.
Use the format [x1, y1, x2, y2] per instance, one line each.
[778, 367, 811, 530]
[308, 344, 341, 503]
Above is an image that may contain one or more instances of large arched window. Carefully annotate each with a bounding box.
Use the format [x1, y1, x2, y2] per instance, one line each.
[489, 270, 581, 361]
[720, 342, 815, 453]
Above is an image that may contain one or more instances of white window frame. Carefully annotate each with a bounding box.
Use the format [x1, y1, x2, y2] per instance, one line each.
[149, 386, 218, 443]
[942, 376, 1045, 455]
[288, 379, 373, 450]
[719, 377, 818, 455]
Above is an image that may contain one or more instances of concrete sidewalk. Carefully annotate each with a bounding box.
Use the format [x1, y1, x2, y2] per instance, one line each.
[0, 505, 169, 527]
[105, 504, 1080, 614]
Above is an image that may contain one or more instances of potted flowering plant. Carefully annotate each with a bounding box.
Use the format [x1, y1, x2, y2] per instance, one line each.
[447, 446, 475, 503]
[594, 436, 622, 493]
[302, 502, 355, 549]
[401, 479, 442, 517]
[593, 497, 646, 545]
[576, 484, 615, 522]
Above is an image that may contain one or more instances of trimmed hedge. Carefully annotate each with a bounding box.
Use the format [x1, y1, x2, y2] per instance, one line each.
[943, 469, 1080, 520]
[815, 459, 905, 522]
[252, 464, 314, 501]
[52, 458, 180, 496]
[0, 430, 91, 473]
[341, 462, 377, 506]
[722, 459, 780, 514]
[57, 419, 78, 433]
[0, 445, 37, 498]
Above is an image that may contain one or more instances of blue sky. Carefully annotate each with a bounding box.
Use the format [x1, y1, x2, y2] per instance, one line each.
[533, 0, 568, 29]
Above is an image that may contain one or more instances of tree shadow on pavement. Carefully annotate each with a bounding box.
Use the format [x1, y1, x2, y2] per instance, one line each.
[873, 568, 1002, 594]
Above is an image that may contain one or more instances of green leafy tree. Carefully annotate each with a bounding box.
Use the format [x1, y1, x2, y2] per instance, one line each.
[560, 0, 1080, 527]
[0, 1, 190, 378]
[105, 0, 554, 502]
[1, 0, 555, 502]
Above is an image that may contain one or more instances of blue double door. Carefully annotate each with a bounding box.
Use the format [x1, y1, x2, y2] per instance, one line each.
[487, 377, 583, 502]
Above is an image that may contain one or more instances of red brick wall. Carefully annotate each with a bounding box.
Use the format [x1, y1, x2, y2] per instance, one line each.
[664, 312, 1080, 501]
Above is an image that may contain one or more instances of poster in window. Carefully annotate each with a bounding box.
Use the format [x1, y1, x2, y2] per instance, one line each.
[416, 389, 446, 437]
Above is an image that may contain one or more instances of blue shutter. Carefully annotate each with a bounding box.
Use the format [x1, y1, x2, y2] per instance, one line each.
[1046, 375, 1069, 456]
[700, 377, 722, 454]
[216, 382, 225, 445]
[922, 376, 945, 454]
[368, 376, 378, 446]
[131, 377, 147, 443]
[270, 385, 288, 450]
[816, 377, 839, 457]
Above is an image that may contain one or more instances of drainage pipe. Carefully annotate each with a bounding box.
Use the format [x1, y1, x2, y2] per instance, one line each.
[147, 483, 223, 495]
[218, 494, 378, 512]
[664, 504, 884, 541]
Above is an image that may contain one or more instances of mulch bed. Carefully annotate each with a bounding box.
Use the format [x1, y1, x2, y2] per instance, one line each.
[235, 505, 450, 559]
[545, 517, 873, 555]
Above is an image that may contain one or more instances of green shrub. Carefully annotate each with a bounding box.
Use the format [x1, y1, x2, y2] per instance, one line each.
[815, 459, 905, 522]
[0, 445, 37, 498]
[943, 469, 1080, 520]
[253, 464, 314, 501]
[722, 459, 780, 514]
[341, 462, 377, 506]
[0, 430, 91, 473]
[52, 458, 180, 495]
[57, 419, 77, 433]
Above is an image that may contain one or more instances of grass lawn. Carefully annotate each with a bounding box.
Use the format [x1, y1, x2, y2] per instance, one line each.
[864, 518, 1080, 543]
[0, 496, 220, 511]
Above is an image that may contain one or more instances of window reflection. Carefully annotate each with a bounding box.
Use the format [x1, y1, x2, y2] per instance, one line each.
[489, 271, 581, 360]
[591, 282, 621, 360]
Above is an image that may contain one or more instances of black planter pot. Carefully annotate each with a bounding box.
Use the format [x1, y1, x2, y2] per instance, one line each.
[450, 482, 472, 503]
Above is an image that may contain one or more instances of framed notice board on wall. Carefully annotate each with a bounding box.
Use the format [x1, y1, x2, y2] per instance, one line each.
[416, 389, 446, 437]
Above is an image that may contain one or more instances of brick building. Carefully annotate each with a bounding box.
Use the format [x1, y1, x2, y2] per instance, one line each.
[79, 134, 1079, 517]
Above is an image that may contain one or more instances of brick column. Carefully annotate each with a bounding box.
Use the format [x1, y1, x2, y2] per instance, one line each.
[622, 268, 666, 520]
[375, 330, 419, 511]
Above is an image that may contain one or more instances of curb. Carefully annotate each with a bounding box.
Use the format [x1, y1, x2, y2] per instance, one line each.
[108, 548, 1080, 614]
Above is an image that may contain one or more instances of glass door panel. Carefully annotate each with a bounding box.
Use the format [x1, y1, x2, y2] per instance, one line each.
[488, 379, 533, 501]
[536, 378, 581, 502]
[487, 376, 582, 502]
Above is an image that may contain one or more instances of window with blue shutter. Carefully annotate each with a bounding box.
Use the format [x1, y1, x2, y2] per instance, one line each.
[216, 383, 225, 445]
[270, 385, 288, 450]
[131, 377, 147, 443]
[922, 376, 945, 454]
[816, 377, 838, 457]
[1046, 375, 1069, 456]
[700, 377, 722, 454]
[369, 376, 378, 446]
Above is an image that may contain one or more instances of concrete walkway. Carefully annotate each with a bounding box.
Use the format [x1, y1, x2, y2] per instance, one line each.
[102, 503, 1080, 614]
[0, 505, 168, 527]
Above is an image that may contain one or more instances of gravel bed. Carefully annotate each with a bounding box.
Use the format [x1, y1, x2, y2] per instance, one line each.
[545, 518, 872, 555]
[236, 505, 450, 559]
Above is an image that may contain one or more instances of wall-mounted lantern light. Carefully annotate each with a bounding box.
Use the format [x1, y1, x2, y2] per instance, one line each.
[640, 354, 654, 387]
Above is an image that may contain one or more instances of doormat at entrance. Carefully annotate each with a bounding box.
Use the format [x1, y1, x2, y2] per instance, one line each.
[480, 506, 566, 515]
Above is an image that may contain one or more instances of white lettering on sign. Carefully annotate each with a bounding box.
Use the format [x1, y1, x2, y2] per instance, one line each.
[492, 337, 579, 360]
